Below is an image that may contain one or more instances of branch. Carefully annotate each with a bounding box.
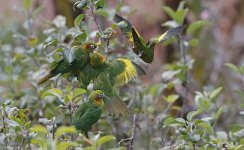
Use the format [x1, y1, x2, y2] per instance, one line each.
[88, 1, 110, 57]
[118, 114, 137, 150]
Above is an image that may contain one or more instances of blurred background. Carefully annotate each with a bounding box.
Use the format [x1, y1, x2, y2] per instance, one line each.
[1, 0, 244, 149]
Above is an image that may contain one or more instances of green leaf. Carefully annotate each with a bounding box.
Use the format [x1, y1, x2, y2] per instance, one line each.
[71, 33, 88, 46]
[96, 135, 116, 146]
[9, 116, 23, 125]
[23, 0, 32, 9]
[177, 1, 186, 11]
[30, 125, 48, 135]
[209, 87, 223, 100]
[164, 94, 179, 103]
[186, 109, 202, 121]
[41, 88, 63, 100]
[225, 63, 240, 73]
[174, 9, 188, 25]
[74, 0, 88, 10]
[95, 9, 109, 17]
[187, 20, 209, 35]
[55, 126, 76, 139]
[31, 138, 47, 148]
[164, 117, 185, 127]
[57, 141, 78, 150]
[214, 106, 224, 120]
[74, 14, 85, 28]
[73, 88, 87, 99]
[162, 6, 175, 19]
[188, 38, 199, 47]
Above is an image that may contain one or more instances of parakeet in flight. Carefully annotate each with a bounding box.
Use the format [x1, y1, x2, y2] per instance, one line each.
[78, 52, 146, 116]
[114, 14, 184, 63]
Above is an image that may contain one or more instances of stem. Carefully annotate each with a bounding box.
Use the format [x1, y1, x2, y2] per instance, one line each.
[179, 35, 188, 117]
[118, 114, 137, 149]
[26, 131, 31, 150]
[88, 1, 110, 57]
[129, 114, 136, 150]
[18, 138, 25, 150]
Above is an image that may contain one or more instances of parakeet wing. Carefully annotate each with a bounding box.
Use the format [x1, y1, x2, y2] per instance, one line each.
[109, 58, 146, 86]
[114, 14, 133, 39]
[131, 27, 147, 54]
[152, 26, 184, 44]
[93, 72, 128, 116]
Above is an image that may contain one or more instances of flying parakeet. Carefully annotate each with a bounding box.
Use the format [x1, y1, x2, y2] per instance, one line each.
[114, 14, 184, 63]
[37, 41, 97, 84]
[72, 90, 104, 138]
[78, 52, 146, 116]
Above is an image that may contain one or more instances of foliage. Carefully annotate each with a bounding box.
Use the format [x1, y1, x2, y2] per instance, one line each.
[0, 0, 243, 149]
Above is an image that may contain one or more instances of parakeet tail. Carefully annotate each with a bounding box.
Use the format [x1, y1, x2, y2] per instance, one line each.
[104, 95, 128, 116]
[37, 73, 55, 85]
[131, 61, 146, 76]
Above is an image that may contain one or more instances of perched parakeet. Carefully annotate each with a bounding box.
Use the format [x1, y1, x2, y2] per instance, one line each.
[114, 14, 184, 63]
[78, 52, 146, 116]
[37, 41, 97, 84]
[72, 90, 104, 138]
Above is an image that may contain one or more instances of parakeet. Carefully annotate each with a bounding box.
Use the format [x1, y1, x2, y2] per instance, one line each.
[78, 52, 146, 116]
[72, 90, 104, 138]
[37, 41, 97, 84]
[114, 14, 184, 63]
[131, 26, 184, 63]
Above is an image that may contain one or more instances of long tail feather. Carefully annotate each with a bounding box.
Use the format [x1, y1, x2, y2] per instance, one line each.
[37, 73, 55, 85]
[131, 61, 146, 76]
[104, 95, 128, 116]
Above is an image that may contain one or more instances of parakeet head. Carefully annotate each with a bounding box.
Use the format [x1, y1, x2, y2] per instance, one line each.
[89, 90, 105, 107]
[82, 41, 97, 52]
[90, 52, 106, 67]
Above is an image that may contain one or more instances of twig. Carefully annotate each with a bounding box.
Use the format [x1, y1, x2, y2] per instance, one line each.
[118, 114, 137, 150]
[88, 1, 110, 57]
[179, 35, 188, 117]
[26, 131, 31, 150]
[18, 138, 25, 150]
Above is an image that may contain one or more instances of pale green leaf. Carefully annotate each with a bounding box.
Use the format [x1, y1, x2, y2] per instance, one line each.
[209, 87, 223, 100]
[55, 126, 76, 139]
[164, 94, 179, 103]
[41, 88, 63, 100]
[74, 14, 85, 28]
[96, 135, 116, 146]
[187, 20, 209, 35]
[225, 63, 240, 73]
[187, 109, 202, 121]
[23, 0, 32, 9]
[95, 9, 109, 17]
[164, 117, 185, 127]
[162, 6, 175, 19]
[57, 141, 78, 150]
[30, 125, 48, 135]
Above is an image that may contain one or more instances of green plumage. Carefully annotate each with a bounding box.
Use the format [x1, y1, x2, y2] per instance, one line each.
[72, 90, 104, 137]
[114, 14, 184, 63]
[37, 41, 97, 84]
[78, 52, 146, 116]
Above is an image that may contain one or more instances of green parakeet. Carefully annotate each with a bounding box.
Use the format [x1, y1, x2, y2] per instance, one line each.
[72, 90, 104, 138]
[114, 14, 184, 63]
[37, 41, 97, 84]
[131, 26, 184, 63]
[78, 52, 146, 116]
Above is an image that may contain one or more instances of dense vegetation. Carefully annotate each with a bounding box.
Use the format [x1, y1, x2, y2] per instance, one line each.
[0, 0, 243, 149]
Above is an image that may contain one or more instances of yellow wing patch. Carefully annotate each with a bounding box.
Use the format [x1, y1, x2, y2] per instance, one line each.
[115, 58, 138, 86]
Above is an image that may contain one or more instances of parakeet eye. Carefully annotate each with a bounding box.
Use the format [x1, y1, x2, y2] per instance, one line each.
[90, 44, 96, 49]
[98, 93, 103, 98]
